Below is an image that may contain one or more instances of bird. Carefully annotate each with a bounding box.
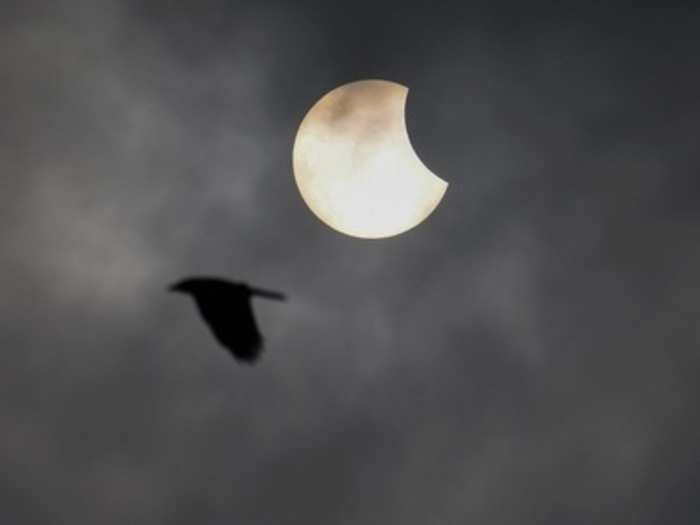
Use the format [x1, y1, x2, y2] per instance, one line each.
[169, 277, 286, 363]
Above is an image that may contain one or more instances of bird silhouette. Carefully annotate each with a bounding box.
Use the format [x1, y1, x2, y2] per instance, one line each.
[170, 277, 286, 363]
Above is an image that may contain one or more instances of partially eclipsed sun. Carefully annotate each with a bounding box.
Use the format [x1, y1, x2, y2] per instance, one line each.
[292, 79, 448, 239]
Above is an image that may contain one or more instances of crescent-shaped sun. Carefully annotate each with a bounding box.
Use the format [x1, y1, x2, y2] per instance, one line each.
[292, 79, 448, 239]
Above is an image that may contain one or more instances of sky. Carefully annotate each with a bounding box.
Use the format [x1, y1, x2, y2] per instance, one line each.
[1, 1, 699, 523]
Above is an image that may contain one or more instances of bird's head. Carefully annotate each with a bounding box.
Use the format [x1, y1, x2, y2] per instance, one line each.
[169, 278, 201, 295]
[168, 277, 239, 297]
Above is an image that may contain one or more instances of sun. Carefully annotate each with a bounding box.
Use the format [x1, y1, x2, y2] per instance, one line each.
[292, 80, 448, 239]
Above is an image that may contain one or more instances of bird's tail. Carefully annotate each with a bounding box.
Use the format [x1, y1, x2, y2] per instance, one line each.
[249, 287, 286, 301]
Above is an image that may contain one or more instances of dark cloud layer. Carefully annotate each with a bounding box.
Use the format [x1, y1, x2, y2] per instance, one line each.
[2, 1, 699, 523]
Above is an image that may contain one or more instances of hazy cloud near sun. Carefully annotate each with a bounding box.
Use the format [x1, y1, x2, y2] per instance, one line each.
[1, 1, 699, 523]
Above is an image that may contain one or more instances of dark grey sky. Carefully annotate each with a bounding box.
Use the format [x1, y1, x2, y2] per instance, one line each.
[2, 1, 699, 523]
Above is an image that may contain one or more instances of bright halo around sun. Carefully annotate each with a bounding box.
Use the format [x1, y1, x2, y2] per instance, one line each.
[292, 79, 448, 239]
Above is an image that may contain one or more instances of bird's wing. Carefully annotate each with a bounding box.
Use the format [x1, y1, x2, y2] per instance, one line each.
[194, 298, 262, 361]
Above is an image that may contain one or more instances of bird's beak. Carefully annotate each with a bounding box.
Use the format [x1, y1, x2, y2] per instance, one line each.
[249, 287, 286, 301]
[168, 282, 184, 293]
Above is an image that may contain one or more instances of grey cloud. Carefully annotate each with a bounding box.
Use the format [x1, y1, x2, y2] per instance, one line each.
[1, 1, 699, 524]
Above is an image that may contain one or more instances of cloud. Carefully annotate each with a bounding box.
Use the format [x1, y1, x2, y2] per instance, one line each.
[1, 1, 699, 523]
